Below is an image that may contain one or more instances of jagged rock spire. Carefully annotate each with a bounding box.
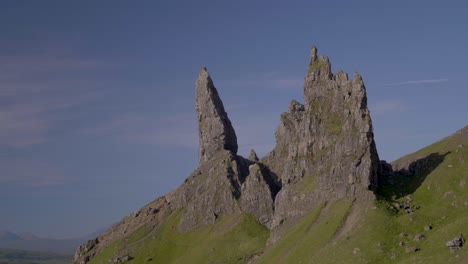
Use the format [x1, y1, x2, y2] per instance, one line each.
[264, 45, 381, 241]
[248, 149, 259, 162]
[195, 67, 238, 163]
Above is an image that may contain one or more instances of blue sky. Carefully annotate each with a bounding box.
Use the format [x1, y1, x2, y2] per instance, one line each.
[0, 1, 467, 239]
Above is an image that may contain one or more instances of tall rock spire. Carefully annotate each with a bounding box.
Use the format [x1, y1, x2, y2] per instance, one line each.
[195, 67, 238, 163]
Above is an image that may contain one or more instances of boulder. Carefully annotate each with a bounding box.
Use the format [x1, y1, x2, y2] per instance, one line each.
[446, 234, 464, 253]
[414, 234, 425, 241]
[405, 247, 418, 253]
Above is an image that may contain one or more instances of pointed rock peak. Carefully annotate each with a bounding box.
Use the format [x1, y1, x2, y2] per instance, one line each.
[353, 72, 363, 82]
[307, 46, 332, 80]
[248, 149, 259, 162]
[334, 70, 349, 85]
[288, 99, 305, 113]
[310, 45, 318, 62]
[197, 67, 210, 81]
[195, 67, 238, 164]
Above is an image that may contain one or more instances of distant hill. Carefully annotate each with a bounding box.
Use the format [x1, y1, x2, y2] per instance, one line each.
[0, 248, 71, 264]
[0, 230, 103, 255]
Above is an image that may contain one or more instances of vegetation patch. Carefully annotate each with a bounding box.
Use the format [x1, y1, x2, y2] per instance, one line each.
[309, 59, 325, 72]
[299, 175, 318, 193]
[324, 112, 342, 135]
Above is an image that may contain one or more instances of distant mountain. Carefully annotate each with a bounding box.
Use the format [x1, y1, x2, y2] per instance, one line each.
[0, 231, 21, 242]
[0, 248, 71, 264]
[0, 230, 102, 255]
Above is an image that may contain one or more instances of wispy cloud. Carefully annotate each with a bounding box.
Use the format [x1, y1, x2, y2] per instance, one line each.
[0, 159, 69, 187]
[0, 88, 105, 147]
[384, 79, 448, 86]
[0, 104, 50, 147]
[219, 72, 302, 90]
[369, 101, 406, 116]
[79, 113, 198, 148]
[0, 45, 115, 147]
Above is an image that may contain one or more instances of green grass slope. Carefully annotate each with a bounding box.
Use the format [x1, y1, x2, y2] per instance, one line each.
[89, 210, 269, 264]
[0, 248, 71, 264]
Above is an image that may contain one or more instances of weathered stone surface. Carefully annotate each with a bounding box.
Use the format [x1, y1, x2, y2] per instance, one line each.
[177, 150, 280, 231]
[446, 234, 464, 253]
[414, 233, 425, 241]
[262, 46, 380, 241]
[248, 149, 259, 162]
[73, 238, 98, 263]
[177, 151, 246, 231]
[288, 99, 305, 113]
[239, 163, 280, 227]
[195, 67, 238, 164]
[405, 246, 418, 253]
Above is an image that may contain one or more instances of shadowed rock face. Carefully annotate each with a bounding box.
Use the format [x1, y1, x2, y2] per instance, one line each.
[263, 46, 380, 241]
[195, 67, 238, 164]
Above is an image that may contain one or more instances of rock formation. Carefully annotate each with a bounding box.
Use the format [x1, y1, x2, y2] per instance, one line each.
[74, 45, 381, 263]
[262, 46, 380, 241]
[195, 67, 238, 164]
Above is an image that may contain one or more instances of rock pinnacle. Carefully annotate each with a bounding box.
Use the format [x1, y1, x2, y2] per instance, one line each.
[195, 67, 238, 163]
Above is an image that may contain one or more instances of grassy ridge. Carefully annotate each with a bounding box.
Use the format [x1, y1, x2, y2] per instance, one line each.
[0, 248, 71, 264]
[89, 211, 269, 264]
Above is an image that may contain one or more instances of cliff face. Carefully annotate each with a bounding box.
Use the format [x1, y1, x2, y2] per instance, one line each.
[262, 46, 380, 240]
[74, 45, 381, 264]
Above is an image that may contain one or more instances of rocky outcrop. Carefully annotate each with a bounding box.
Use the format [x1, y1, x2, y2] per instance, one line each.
[262, 46, 380, 241]
[195, 67, 238, 164]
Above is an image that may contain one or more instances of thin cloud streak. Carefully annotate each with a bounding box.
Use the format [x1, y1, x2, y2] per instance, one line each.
[0, 159, 69, 187]
[369, 101, 405, 116]
[79, 113, 198, 148]
[0, 45, 114, 147]
[0, 88, 105, 147]
[218, 72, 302, 90]
[384, 79, 448, 86]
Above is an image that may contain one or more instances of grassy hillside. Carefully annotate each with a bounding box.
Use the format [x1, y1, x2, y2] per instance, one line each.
[89, 210, 269, 264]
[88, 127, 468, 264]
[0, 248, 71, 264]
